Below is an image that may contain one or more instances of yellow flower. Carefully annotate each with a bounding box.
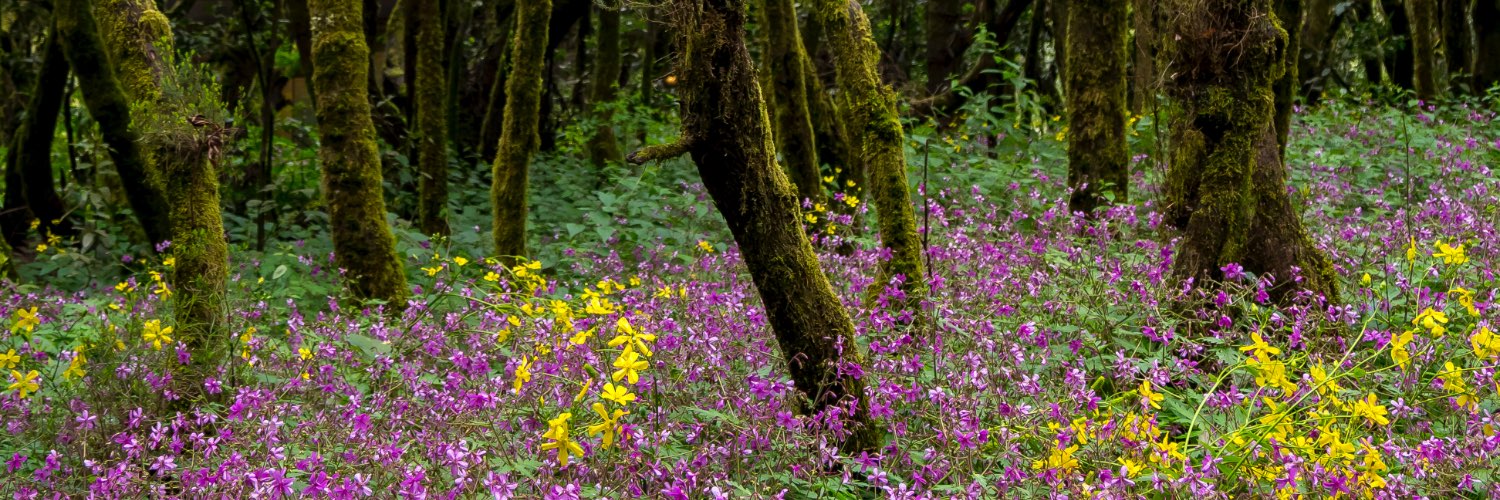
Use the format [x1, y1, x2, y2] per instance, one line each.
[1310, 362, 1343, 396]
[299, 347, 313, 361]
[586, 402, 627, 449]
[697, 240, 714, 253]
[601, 382, 637, 406]
[483, 271, 500, 282]
[804, 213, 816, 223]
[611, 350, 648, 384]
[512, 357, 532, 394]
[1449, 287, 1477, 315]
[654, 286, 672, 299]
[1138, 380, 1164, 409]
[607, 317, 656, 357]
[1031, 443, 1079, 472]
[36, 243, 47, 253]
[1389, 330, 1414, 371]
[843, 195, 859, 208]
[1471, 326, 1500, 359]
[1406, 237, 1418, 263]
[422, 265, 442, 276]
[28, 219, 38, 231]
[162, 256, 176, 267]
[10, 307, 40, 335]
[584, 297, 616, 316]
[1412, 307, 1448, 336]
[0, 349, 19, 370]
[1120, 458, 1144, 478]
[63, 351, 86, 381]
[1432, 241, 1468, 265]
[569, 327, 595, 345]
[1361, 273, 1372, 286]
[115, 282, 130, 293]
[540, 412, 585, 466]
[1351, 394, 1390, 426]
[142, 320, 174, 350]
[8, 370, 40, 398]
[453, 256, 468, 267]
[1239, 331, 1281, 362]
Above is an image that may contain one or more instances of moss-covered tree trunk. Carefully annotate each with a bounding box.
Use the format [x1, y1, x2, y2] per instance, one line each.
[1064, 0, 1128, 214]
[1273, 0, 1301, 157]
[1440, 0, 1470, 93]
[13, 27, 71, 238]
[766, 0, 824, 204]
[587, 6, 623, 168]
[629, 0, 881, 454]
[160, 130, 229, 397]
[309, 0, 411, 304]
[925, 0, 968, 93]
[817, 0, 928, 308]
[415, 0, 450, 237]
[491, 0, 551, 261]
[1407, 0, 1439, 99]
[1050, 0, 1070, 96]
[480, 3, 516, 162]
[1131, 0, 1159, 114]
[1476, 1, 1500, 91]
[57, 0, 172, 246]
[1164, 0, 1337, 304]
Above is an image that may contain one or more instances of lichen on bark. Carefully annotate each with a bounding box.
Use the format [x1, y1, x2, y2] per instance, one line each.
[414, 0, 450, 237]
[491, 0, 551, 262]
[309, 0, 411, 304]
[1065, 0, 1129, 214]
[815, 0, 928, 309]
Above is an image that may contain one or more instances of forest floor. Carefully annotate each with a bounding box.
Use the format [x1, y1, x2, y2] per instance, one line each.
[3, 98, 1500, 498]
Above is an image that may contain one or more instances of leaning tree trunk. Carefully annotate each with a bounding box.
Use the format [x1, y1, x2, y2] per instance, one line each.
[309, 0, 410, 304]
[1407, 0, 1439, 100]
[817, 0, 928, 308]
[766, 0, 825, 204]
[1471, 0, 1500, 91]
[13, 27, 71, 238]
[628, 0, 881, 454]
[57, 0, 172, 246]
[1065, 0, 1128, 214]
[1273, 0, 1302, 157]
[491, 0, 551, 262]
[586, 5, 624, 168]
[1163, 0, 1337, 304]
[415, 0, 450, 237]
[925, 0, 968, 93]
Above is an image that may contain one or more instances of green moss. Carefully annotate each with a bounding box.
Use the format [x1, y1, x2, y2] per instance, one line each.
[309, 0, 410, 304]
[491, 0, 551, 263]
[414, 0, 450, 237]
[765, 0, 824, 205]
[1065, 0, 1129, 214]
[816, 0, 927, 309]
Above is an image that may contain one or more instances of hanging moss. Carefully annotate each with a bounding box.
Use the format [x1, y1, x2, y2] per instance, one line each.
[309, 0, 411, 304]
[57, 0, 172, 246]
[816, 0, 928, 309]
[634, 0, 881, 454]
[1065, 0, 1129, 214]
[586, 6, 624, 168]
[491, 0, 551, 262]
[1164, 0, 1337, 305]
[415, 0, 450, 237]
[765, 0, 824, 204]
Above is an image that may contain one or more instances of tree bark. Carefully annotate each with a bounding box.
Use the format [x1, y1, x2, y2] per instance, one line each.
[12, 27, 71, 238]
[926, 0, 969, 93]
[1439, 0, 1470, 93]
[480, 3, 516, 161]
[1297, 0, 1336, 99]
[1065, 0, 1128, 214]
[1273, 0, 1302, 157]
[1472, 0, 1500, 91]
[908, 0, 1034, 116]
[491, 0, 551, 262]
[1163, 0, 1337, 304]
[631, 0, 880, 454]
[288, 0, 317, 100]
[415, 0, 450, 236]
[766, 0, 825, 204]
[1383, 0, 1414, 90]
[1131, 0, 1158, 114]
[57, 0, 172, 246]
[1407, 0, 1439, 99]
[309, 0, 410, 304]
[817, 0, 928, 308]
[587, 5, 623, 167]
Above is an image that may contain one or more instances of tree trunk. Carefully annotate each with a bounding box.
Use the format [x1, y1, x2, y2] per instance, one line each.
[1407, 0, 1439, 99]
[1163, 0, 1337, 304]
[480, 3, 516, 161]
[13, 27, 71, 238]
[818, 0, 928, 308]
[1050, 0, 1069, 96]
[1273, 0, 1302, 157]
[1440, 0, 1470, 93]
[1131, 0, 1158, 114]
[1065, 0, 1128, 214]
[802, 15, 858, 209]
[415, 0, 450, 237]
[587, 5, 623, 167]
[309, 0, 410, 304]
[491, 0, 551, 262]
[288, 0, 317, 100]
[908, 0, 1034, 116]
[1472, 0, 1500, 91]
[1298, 0, 1336, 99]
[1384, 0, 1414, 90]
[57, 0, 172, 246]
[629, 0, 880, 454]
[926, 0, 969, 93]
[766, 0, 825, 204]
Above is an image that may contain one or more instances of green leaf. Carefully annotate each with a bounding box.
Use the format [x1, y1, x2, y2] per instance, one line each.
[345, 334, 392, 359]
